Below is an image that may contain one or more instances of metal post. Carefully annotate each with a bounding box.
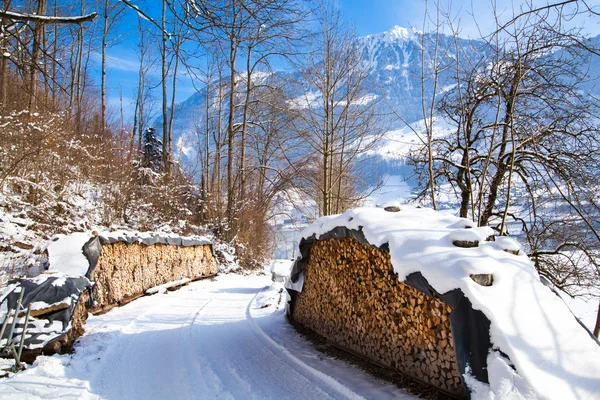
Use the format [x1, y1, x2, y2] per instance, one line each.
[0, 286, 16, 346]
[0, 310, 12, 348]
[6, 289, 25, 347]
[16, 303, 31, 361]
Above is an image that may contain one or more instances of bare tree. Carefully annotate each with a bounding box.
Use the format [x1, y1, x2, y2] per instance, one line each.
[0, 1, 96, 110]
[100, 0, 125, 135]
[183, 0, 307, 237]
[415, 1, 600, 335]
[288, 0, 383, 216]
[132, 12, 159, 156]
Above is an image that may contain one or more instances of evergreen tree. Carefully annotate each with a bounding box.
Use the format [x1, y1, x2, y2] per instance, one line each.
[142, 127, 163, 172]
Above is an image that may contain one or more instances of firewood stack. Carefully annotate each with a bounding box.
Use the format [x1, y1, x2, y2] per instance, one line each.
[90, 242, 217, 310]
[291, 237, 466, 398]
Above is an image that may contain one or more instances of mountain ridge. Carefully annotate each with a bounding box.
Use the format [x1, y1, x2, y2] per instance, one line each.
[165, 26, 600, 167]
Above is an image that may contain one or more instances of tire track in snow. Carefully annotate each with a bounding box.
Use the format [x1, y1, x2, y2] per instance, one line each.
[91, 291, 218, 400]
[245, 289, 364, 400]
[182, 284, 346, 400]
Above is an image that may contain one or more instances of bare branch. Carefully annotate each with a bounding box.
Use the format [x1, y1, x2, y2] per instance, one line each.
[0, 10, 97, 24]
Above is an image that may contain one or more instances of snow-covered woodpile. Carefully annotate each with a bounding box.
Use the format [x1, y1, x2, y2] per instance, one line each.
[286, 205, 600, 400]
[0, 230, 217, 362]
[44, 231, 218, 312]
[88, 239, 217, 311]
[291, 237, 465, 397]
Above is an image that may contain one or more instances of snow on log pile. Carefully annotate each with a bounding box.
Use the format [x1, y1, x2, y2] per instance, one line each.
[0, 274, 92, 361]
[285, 205, 600, 400]
[48, 231, 218, 312]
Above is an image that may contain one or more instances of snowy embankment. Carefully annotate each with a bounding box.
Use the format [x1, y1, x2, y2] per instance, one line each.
[291, 205, 600, 400]
[0, 273, 417, 400]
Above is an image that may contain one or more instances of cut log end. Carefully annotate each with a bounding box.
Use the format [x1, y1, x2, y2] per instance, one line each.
[452, 240, 479, 248]
[470, 274, 494, 287]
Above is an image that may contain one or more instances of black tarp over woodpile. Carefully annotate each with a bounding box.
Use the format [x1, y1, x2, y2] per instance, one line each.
[0, 275, 92, 356]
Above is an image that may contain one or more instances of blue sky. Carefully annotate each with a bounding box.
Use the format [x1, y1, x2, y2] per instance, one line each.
[100, 0, 600, 125]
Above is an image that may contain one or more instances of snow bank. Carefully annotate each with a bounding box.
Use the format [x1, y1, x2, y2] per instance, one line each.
[290, 205, 600, 400]
[47, 232, 93, 277]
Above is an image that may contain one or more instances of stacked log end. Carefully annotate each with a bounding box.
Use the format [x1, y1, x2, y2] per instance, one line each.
[90, 242, 217, 310]
[291, 237, 466, 398]
[69, 290, 89, 343]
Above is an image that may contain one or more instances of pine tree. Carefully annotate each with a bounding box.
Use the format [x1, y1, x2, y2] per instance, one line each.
[142, 127, 163, 172]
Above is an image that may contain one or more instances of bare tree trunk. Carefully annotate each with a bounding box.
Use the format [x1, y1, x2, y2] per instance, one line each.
[166, 13, 185, 169]
[74, 0, 85, 133]
[422, 0, 439, 210]
[322, 107, 330, 216]
[213, 67, 224, 223]
[335, 107, 349, 214]
[480, 77, 517, 226]
[226, 31, 238, 225]
[239, 47, 253, 201]
[202, 78, 212, 221]
[134, 19, 149, 156]
[101, 0, 108, 134]
[51, 0, 57, 105]
[41, 18, 49, 102]
[0, 0, 12, 109]
[161, 0, 169, 173]
[28, 0, 47, 110]
[132, 26, 145, 156]
[594, 301, 600, 339]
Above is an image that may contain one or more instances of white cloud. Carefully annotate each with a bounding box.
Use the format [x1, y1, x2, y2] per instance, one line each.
[91, 51, 160, 75]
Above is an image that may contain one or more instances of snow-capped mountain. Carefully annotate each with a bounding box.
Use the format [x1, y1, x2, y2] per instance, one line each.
[358, 26, 488, 122]
[164, 26, 600, 169]
[162, 26, 486, 164]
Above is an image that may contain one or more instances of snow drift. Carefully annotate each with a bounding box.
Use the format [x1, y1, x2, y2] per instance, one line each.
[286, 205, 600, 400]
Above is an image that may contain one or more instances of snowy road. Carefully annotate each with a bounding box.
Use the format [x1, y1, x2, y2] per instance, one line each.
[0, 274, 415, 399]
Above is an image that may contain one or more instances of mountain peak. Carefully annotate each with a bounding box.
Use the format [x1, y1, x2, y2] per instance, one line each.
[389, 25, 421, 39]
[363, 25, 422, 43]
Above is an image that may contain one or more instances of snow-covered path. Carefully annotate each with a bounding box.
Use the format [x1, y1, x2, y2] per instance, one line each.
[0, 274, 415, 400]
